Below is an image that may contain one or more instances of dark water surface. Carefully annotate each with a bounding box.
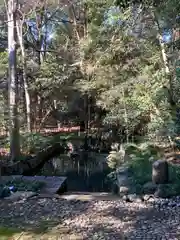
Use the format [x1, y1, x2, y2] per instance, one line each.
[40, 152, 111, 192]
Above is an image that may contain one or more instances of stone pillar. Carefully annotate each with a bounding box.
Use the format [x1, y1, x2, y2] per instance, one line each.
[152, 160, 169, 184]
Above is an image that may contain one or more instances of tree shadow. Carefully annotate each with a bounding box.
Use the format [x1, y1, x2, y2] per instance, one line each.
[99, 201, 180, 239]
[0, 197, 91, 237]
[1, 197, 180, 239]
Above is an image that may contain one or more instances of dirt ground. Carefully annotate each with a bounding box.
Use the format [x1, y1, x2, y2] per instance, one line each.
[0, 193, 180, 240]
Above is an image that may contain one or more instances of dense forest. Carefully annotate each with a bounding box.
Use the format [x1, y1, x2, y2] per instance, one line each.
[2, 1, 180, 238]
[0, 0, 180, 164]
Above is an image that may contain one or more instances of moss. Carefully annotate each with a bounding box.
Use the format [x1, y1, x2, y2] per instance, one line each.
[169, 164, 180, 183]
[128, 153, 152, 185]
[0, 179, 46, 198]
[156, 183, 180, 198]
[0, 226, 21, 238]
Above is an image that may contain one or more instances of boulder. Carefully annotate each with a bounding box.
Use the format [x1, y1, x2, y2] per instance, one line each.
[154, 184, 168, 198]
[152, 160, 169, 184]
[119, 186, 129, 194]
[143, 181, 157, 194]
[111, 182, 119, 194]
[143, 194, 155, 202]
[116, 165, 131, 196]
[123, 194, 142, 203]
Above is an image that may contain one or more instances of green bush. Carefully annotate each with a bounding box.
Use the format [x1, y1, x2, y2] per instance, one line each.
[20, 133, 52, 154]
[126, 143, 160, 185]
[125, 142, 180, 196]
[128, 154, 152, 185]
[106, 151, 125, 169]
[156, 183, 180, 198]
[169, 164, 180, 184]
[124, 143, 140, 154]
[20, 132, 80, 154]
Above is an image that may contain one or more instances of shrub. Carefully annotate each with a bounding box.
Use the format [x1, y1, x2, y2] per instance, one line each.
[121, 142, 160, 185]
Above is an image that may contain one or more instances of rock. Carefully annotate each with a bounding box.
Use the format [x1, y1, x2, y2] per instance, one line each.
[111, 182, 119, 195]
[152, 160, 169, 184]
[119, 186, 129, 194]
[122, 195, 128, 201]
[127, 194, 138, 202]
[116, 165, 129, 175]
[116, 165, 131, 195]
[143, 194, 154, 202]
[123, 194, 142, 203]
[147, 196, 155, 203]
[143, 181, 157, 194]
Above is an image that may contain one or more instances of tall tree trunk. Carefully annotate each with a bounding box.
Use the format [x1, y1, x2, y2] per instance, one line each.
[7, 0, 20, 161]
[153, 13, 176, 105]
[35, 6, 45, 128]
[16, 19, 31, 132]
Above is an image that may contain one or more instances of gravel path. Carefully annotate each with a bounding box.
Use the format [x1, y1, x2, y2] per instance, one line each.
[0, 195, 180, 239]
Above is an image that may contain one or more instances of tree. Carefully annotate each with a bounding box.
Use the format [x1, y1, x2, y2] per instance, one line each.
[74, 0, 176, 142]
[1, 0, 180, 158]
[16, 11, 31, 132]
[6, 0, 20, 161]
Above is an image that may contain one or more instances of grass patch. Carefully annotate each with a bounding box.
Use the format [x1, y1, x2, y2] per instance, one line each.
[0, 226, 21, 239]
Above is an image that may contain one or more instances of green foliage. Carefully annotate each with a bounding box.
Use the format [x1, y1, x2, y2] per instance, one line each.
[20, 132, 52, 153]
[169, 164, 180, 183]
[124, 142, 159, 184]
[0, 226, 20, 239]
[122, 142, 180, 196]
[0, 51, 8, 76]
[0, 0, 180, 166]
[157, 183, 180, 198]
[127, 150, 153, 185]
[75, 1, 175, 141]
[124, 143, 140, 153]
[107, 150, 125, 169]
[20, 132, 69, 154]
[106, 142, 160, 185]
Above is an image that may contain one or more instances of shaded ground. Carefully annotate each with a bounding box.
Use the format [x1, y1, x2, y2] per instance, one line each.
[0, 194, 180, 239]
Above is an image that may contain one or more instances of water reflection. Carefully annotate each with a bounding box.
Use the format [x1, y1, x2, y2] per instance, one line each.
[41, 152, 111, 192]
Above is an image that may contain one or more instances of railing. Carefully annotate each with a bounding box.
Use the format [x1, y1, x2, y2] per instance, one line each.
[0, 126, 81, 137]
[39, 126, 80, 133]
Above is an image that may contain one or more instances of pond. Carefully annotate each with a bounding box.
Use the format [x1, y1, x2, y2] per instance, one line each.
[39, 151, 111, 192]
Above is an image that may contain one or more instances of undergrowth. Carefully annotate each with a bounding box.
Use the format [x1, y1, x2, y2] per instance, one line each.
[108, 142, 180, 196]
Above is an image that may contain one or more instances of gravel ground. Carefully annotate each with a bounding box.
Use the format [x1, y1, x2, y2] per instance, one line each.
[0, 196, 180, 239]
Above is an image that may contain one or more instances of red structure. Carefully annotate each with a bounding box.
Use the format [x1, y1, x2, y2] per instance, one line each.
[39, 126, 80, 134]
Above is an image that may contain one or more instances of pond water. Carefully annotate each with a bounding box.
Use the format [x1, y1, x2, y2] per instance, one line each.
[40, 152, 111, 192]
